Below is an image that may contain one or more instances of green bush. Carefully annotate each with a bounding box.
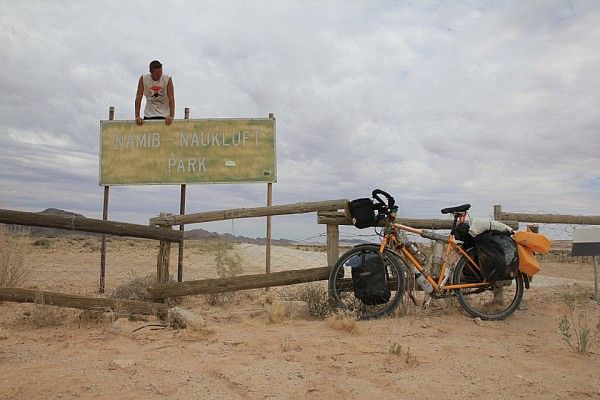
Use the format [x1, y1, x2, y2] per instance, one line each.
[205, 243, 244, 305]
[558, 293, 600, 355]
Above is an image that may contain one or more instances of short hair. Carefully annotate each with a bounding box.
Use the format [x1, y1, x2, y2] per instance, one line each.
[149, 60, 162, 71]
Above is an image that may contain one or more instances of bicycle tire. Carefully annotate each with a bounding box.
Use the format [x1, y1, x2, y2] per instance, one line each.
[328, 244, 406, 320]
[452, 248, 524, 320]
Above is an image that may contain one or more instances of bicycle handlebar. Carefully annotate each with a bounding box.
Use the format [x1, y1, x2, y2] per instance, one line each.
[372, 189, 395, 210]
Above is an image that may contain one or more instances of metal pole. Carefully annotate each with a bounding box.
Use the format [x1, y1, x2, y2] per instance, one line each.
[99, 106, 114, 293]
[178, 107, 190, 282]
[265, 113, 274, 288]
[178, 184, 186, 282]
[266, 183, 273, 274]
[266, 113, 274, 273]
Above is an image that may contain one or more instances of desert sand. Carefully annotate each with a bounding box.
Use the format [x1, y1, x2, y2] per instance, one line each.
[1, 236, 599, 399]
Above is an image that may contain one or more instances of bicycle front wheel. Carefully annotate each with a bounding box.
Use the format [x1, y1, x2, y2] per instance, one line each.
[452, 248, 524, 321]
[328, 244, 406, 320]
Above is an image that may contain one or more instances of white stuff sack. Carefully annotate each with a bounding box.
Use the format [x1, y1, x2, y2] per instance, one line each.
[468, 217, 513, 237]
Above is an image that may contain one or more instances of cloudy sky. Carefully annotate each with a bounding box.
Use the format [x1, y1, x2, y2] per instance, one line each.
[0, 1, 598, 240]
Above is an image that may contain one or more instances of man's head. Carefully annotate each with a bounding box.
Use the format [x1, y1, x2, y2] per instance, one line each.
[149, 60, 163, 80]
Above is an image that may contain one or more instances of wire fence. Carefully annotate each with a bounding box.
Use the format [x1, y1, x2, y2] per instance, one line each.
[2, 207, 598, 299]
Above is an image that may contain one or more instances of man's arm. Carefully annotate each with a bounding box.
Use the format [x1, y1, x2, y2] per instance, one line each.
[166, 77, 175, 125]
[135, 76, 144, 125]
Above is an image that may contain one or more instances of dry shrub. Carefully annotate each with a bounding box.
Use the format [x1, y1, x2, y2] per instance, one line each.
[81, 239, 101, 252]
[78, 308, 117, 327]
[111, 273, 164, 301]
[0, 224, 30, 287]
[268, 302, 287, 323]
[325, 310, 359, 333]
[280, 282, 331, 317]
[25, 304, 73, 327]
[32, 238, 52, 248]
[389, 342, 418, 366]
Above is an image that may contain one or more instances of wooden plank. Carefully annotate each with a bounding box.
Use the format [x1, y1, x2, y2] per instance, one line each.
[326, 224, 339, 267]
[149, 199, 349, 226]
[0, 287, 167, 315]
[0, 208, 182, 242]
[500, 212, 600, 226]
[317, 211, 520, 230]
[147, 266, 331, 299]
[156, 213, 173, 285]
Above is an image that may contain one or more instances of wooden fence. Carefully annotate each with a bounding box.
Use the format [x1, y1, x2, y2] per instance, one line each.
[1, 202, 598, 312]
[0, 208, 179, 315]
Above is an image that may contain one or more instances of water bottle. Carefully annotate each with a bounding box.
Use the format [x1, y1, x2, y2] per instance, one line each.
[415, 272, 434, 294]
[406, 242, 430, 268]
[431, 240, 445, 276]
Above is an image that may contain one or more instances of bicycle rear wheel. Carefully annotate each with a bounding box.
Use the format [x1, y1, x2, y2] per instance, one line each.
[328, 244, 406, 320]
[452, 248, 524, 320]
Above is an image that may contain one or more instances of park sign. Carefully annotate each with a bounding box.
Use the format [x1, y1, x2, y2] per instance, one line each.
[99, 118, 276, 185]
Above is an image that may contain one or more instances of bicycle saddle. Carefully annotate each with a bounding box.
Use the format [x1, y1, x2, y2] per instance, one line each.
[441, 204, 471, 214]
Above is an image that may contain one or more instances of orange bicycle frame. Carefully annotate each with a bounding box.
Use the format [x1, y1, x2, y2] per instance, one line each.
[380, 223, 487, 291]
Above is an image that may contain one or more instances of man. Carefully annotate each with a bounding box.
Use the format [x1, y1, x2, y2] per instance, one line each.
[135, 60, 175, 125]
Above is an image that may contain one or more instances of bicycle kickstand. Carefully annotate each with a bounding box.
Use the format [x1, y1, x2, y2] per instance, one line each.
[422, 294, 433, 308]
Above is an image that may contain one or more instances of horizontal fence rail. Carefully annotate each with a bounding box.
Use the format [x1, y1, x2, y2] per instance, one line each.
[0, 208, 182, 242]
[496, 210, 600, 225]
[0, 288, 167, 315]
[317, 211, 520, 230]
[149, 199, 349, 226]
[147, 266, 331, 299]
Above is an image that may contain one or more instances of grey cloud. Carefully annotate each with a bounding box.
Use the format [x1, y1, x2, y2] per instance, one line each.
[0, 1, 598, 240]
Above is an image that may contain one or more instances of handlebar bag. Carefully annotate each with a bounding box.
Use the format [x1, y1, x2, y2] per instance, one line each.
[350, 251, 391, 305]
[349, 198, 377, 229]
[473, 231, 519, 281]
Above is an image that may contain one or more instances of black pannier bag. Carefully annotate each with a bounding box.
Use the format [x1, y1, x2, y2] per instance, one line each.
[473, 231, 519, 281]
[349, 198, 377, 229]
[350, 251, 391, 305]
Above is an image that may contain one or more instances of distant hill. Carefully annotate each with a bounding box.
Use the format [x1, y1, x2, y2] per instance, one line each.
[27, 208, 97, 237]
[184, 227, 293, 245]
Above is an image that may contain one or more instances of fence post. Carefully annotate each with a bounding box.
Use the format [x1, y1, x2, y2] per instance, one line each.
[156, 213, 173, 285]
[326, 224, 339, 267]
[493, 204, 502, 220]
[527, 224, 539, 233]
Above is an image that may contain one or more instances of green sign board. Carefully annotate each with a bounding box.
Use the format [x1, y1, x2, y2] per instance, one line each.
[100, 118, 276, 185]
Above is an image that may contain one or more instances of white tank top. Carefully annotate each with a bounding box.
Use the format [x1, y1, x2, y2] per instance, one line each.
[142, 73, 171, 118]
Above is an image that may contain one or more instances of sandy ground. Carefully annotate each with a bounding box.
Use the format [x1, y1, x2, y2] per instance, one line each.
[1, 237, 600, 399]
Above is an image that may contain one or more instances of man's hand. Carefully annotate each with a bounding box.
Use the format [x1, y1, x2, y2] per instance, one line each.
[165, 116, 173, 126]
[136, 117, 144, 126]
